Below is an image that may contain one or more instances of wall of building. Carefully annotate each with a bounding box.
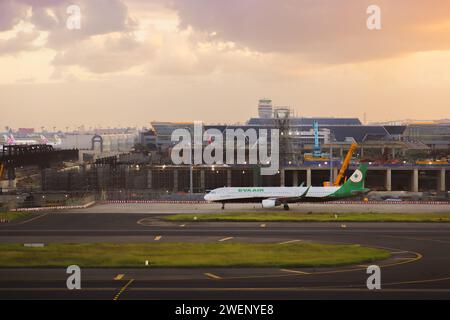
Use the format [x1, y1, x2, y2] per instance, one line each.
[41, 164, 449, 194]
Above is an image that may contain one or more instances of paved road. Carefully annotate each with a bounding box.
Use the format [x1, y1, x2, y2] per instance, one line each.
[64, 202, 450, 214]
[0, 209, 450, 299]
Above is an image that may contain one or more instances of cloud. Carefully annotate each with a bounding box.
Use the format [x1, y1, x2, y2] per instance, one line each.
[167, 0, 450, 63]
[52, 33, 156, 73]
[0, 30, 40, 56]
[0, 0, 27, 31]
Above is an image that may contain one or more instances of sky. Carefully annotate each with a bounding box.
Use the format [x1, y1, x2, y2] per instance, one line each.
[1, 0, 450, 130]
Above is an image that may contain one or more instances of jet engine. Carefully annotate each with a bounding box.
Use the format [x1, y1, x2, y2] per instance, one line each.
[262, 199, 281, 208]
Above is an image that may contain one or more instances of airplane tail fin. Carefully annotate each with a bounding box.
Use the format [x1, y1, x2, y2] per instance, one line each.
[7, 134, 15, 145]
[341, 163, 368, 190]
[54, 134, 62, 144]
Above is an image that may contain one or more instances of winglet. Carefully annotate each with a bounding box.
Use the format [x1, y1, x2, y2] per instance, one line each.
[300, 186, 310, 198]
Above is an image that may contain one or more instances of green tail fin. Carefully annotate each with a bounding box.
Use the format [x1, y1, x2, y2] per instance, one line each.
[342, 163, 368, 190]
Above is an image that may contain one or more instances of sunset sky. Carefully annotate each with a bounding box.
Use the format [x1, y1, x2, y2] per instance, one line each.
[1, 0, 450, 129]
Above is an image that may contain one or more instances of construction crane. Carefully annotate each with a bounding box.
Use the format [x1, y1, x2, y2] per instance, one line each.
[333, 142, 358, 186]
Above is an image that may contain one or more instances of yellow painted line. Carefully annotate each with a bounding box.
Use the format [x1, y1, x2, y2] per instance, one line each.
[154, 235, 162, 241]
[114, 274, 124, 280]
[204, 272, 222, 280]
[394, 257, 415, 260]
[113, 279, 134, 301]
[218, 237, 234, 242]
[391, 251, 407, 254]
[278, 239, 302, 245]
[280, 269, 310, 275]
[357, 265, 369, 268]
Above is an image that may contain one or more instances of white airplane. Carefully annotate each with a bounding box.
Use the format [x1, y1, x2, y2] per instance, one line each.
[204, 164, 369, 210]
[2, 134, 38, 145]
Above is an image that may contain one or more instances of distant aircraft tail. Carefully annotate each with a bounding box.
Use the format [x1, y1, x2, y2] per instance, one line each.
[54, 134, 62, 145]
[40, 135, 49, 144]
[6, 134, 15, 145]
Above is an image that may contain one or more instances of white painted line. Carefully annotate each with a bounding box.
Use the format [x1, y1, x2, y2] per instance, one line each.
[280, 269, 310, 275]
[179, 224, 186, 228]
[218, 237, 234, 242]
[204, 272, 222, 280]
[154, 236, 162, 241]
[278, 240, 302, 245]
[260, 224, 266, 228]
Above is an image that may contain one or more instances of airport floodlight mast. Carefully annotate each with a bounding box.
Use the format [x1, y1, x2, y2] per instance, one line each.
[185, 126, 193, 196]
[274, 107, 295, 166]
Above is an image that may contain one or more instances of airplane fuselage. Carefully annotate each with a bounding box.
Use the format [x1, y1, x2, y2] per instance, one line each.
[204, 164, 370, 208]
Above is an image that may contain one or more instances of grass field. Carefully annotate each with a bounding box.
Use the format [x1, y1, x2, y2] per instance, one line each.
[0, 243, 389, 268]
[0, 212, 32, 222]
[164, 212, 450, 222]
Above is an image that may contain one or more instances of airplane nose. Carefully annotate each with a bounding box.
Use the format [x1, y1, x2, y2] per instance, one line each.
[204, 193, 211, 201]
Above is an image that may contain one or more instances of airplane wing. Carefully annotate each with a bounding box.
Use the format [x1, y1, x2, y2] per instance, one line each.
[264, 186, 311, 203]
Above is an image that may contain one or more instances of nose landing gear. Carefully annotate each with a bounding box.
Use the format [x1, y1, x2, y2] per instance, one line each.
[283, 203, 290, 211]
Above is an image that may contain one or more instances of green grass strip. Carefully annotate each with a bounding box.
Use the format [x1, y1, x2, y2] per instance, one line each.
[0, 242, 389, 268]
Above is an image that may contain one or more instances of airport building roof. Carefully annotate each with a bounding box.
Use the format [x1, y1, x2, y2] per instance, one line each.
[247, 117, 362, 126]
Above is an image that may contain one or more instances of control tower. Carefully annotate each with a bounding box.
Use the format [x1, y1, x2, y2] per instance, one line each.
[258, 99, 273, 119]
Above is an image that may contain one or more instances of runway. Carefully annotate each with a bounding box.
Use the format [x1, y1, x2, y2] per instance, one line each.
[1, 205, 450, 299]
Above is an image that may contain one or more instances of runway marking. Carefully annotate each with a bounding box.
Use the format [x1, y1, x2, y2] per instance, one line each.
[113, 279, 134, 300]
[15, 213, 49, 225]
[280, 269, 310, 275]
[114, 274, 124, 280]
[154, 235, 162, 241]
[391, 251, 408, 254]
[4, 287, 450, 293]
[260, 224, 266, 228]
[223, 250, 423, 281]
[357, 265, 369, 268]
[204, 272, 222, 280]
[382, 276, 450, 287]
[179, 224, 186, 227]
[385, 235, 450, 245]
[137, 218, 152, 227]
[218, 237, 233, 242]
[278, 239, 302, 245]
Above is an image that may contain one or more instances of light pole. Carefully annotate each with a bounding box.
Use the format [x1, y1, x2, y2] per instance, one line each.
[189, 144, 193, 196]
[329, 145, 333, 183]
[185, 127, 193, 196]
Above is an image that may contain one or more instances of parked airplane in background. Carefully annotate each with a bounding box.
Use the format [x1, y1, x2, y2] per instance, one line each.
[2, 134, 62, 147]
[2, 134, 38, 145]
[40, 135, 62, 147]
[204, 164, 369, 210]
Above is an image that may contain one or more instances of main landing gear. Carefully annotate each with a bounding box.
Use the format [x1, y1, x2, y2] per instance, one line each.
[283, 203, 290, 211]
[221, 202, 225, 210]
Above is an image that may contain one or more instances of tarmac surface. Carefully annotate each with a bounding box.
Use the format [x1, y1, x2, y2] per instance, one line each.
[0, 202, 450, 300]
